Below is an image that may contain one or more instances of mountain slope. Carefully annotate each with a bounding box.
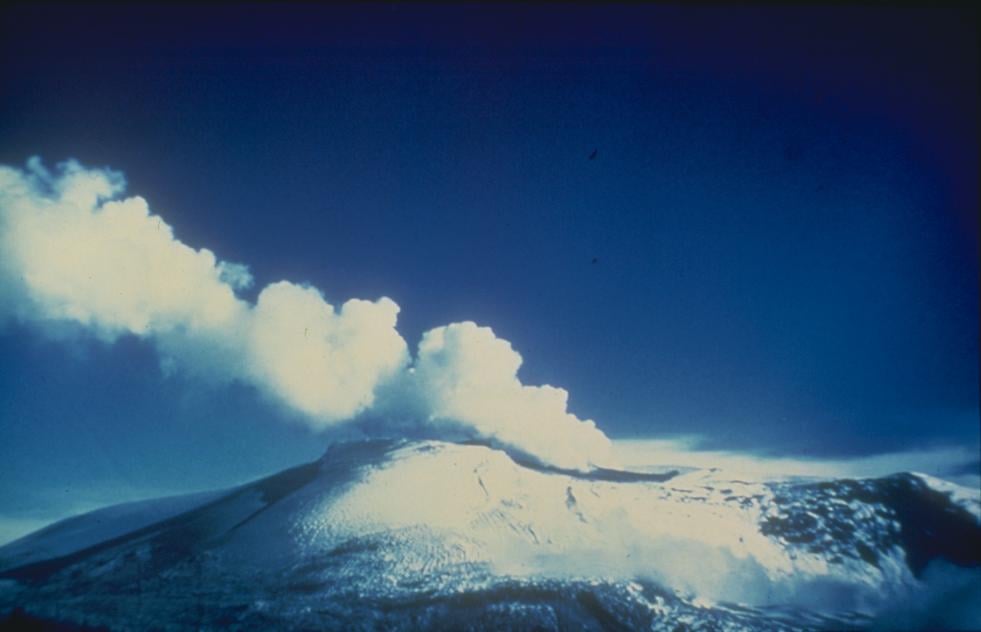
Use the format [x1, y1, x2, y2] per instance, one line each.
[0, 489, 226, 572]
[1, 439, 978, 630]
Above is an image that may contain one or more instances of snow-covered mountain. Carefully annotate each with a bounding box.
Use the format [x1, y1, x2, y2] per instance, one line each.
[1, 439, 978, 630]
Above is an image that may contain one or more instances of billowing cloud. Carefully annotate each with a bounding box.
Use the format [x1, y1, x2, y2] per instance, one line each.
[0, 159, 247, 338]
[0, 158, 613, 470]
[410, 322, 613, 470]
[247, 283, 408, 422]
[0, 158, 406, 427]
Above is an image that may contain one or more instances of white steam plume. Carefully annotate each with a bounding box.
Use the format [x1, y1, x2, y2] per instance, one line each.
[0, 158, 612, 470]
[409, 322, 611, 470]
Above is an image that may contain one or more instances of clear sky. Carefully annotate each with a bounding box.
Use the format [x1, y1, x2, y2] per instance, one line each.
[0, 4, 977, 538]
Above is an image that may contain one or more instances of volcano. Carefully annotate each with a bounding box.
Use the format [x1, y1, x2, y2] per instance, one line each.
[1, 439, 979, 630]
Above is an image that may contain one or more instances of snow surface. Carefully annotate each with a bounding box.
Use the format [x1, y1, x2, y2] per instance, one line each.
[0, 489, 226, 571]
[0, 439, 978, 630]
[910, 472, 981, 522]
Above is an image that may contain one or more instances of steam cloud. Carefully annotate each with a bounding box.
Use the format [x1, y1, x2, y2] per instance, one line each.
[0, 158, 612, 470]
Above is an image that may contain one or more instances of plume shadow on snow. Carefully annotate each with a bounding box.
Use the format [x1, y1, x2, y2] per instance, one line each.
[348, 420, 680, 482]
[455, 437, 679, 482]
[505, 451, 679, 483]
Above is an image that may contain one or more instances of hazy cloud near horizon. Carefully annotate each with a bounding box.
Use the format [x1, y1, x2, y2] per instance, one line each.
[613, 438, 981, 489]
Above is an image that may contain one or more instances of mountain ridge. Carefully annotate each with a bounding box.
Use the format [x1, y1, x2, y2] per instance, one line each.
[1, 439, 978, 630]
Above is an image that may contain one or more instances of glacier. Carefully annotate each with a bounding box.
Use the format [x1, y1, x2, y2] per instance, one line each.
[1, 439, 978, 630]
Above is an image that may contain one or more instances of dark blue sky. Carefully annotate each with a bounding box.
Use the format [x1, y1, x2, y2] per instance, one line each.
[0, 4, 977, 522]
